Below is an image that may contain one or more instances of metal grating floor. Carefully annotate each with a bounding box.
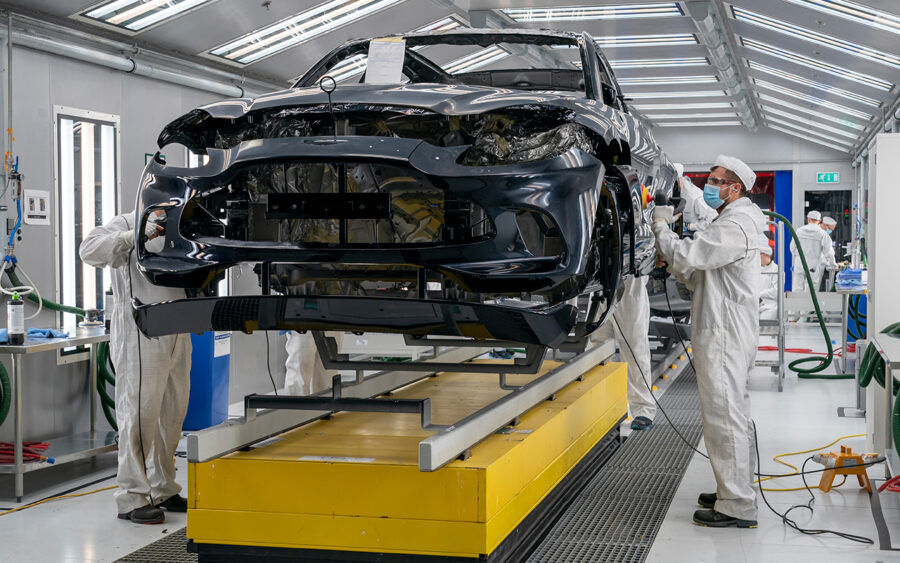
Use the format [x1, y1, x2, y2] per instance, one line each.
[116, 528, 196, 563]
[528, 367, 702, 563]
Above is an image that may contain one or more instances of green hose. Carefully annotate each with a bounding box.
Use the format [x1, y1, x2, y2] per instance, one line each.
[858, 322, 900, 390]
[0, 267, 117, 430]
[763, 211, 845, 378]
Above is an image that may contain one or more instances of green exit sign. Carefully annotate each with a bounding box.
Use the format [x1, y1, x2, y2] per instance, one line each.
[817, 172, 840, 184]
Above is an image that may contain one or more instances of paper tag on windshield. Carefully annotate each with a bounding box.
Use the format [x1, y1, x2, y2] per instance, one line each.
[365, 38, 405, 84]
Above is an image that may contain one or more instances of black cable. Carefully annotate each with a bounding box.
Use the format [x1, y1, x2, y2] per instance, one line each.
[264, 331, 278, 395]
[0, 472, 118, 516]
[663, 286, 697, 376]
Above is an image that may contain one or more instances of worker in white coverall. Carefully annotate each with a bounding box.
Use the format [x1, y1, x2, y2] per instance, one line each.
[652, 154, 765, 529]
[789, 211, 829, 293]
[80, 211, 191, 524]
[758, 235, 779, 322]
[283, 331, 345, 395]
[817, 216, 839, 291]
[674, 164, 718, 234]
[612, 275, 656, 430]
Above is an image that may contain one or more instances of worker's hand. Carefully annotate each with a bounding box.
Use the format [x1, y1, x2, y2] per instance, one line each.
[144, 219, 163, 241]
[652, 205, 678, 225]
[656, 252, 667, 269]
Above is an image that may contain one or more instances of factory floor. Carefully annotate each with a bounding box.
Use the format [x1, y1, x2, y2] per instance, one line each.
[1, 325, 900, 562]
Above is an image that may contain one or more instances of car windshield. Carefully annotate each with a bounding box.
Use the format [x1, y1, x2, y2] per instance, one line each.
[295, 31, 588, 96]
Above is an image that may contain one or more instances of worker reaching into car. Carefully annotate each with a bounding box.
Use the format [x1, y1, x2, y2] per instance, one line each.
[674, 163, 717, 234]
[80, 210, 192, 525]
[652, 154, 765, 529]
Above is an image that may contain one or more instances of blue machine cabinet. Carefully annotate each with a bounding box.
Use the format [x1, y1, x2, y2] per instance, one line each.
[183, 331, 231, 431]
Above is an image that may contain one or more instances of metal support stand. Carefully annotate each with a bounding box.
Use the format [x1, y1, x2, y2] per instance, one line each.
[836, 290, 866, 418]
[756, 220, 785, 391]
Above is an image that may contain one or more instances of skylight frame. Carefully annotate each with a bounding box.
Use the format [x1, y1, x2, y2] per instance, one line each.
[764, 116, 855, 147]
[747, 60, 882, 107]
[502, 3, 683, 22]
[756, 93, 866, 131]
[594, 34, 698, 48]
[609, 57, 709, 69]
[753, 78, 873, 120]
[632, 101, 733, 110]
[732, 6, 900, 69]
[741, 37, 893, 91]
[768, 124, 851, 152]
[655, 121, 742, 127]
[617, 75, 719, 86]
[207, 0, 406, 65]
[79, 0, 216, 33]
[781, 0, 900, 36]
[761, 106, 859, 139]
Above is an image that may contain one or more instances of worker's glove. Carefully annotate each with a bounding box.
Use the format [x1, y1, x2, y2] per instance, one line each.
[652, 205, 676, 225]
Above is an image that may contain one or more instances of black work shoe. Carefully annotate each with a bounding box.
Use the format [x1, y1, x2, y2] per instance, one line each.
[698, 492, 717, 509]
[156, 494, 188, 512]
[118, 504, 164, 524]
[693, 509, 757, 529]
[631, 416, 653, 430]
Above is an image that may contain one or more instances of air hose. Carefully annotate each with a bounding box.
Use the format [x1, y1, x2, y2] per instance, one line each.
[763, 210, 845, 378]
[0, 268, 117, 430]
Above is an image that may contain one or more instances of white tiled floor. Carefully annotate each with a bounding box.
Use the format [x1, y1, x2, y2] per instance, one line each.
[647, 323, 900, 563]
[2, 324, 900, 562]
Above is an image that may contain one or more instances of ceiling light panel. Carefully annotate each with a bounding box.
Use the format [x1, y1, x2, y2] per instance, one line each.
[595, 34, 698, 48]
[741, 37, 893, 90]
[633, 102, 733, 110]
[644, 112, 738, 119]
[626, 90, 727, 99]
[656, 121, 742, 126]
[209, 0, 405, 64]
[747, 60, 882, 106]
[757, 93, 865, 130]
[732, 6, 900, 69]
[782, 0, 900, 36]
[753, 78, 872, 120]
[83, 0, 213, 31]
[328, 54, 368, 82]
[762, 106, 858, 139]
[617, 75, 719, 85]
[610, 57, 709, 68]
[412, 15, 466, 33]
[768, 124, 850, 152]
[764, 116, 854, 146]
[502, 3, 682, 22]
[445, 46, 509, 74]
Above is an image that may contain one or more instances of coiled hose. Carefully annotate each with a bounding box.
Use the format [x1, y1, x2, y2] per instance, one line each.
[0, 268, 116, 430]
[858, 323, 900, 458]
[763, 210, 845, 378]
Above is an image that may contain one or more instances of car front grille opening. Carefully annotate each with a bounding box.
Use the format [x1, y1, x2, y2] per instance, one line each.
[515, 209, 565, 258]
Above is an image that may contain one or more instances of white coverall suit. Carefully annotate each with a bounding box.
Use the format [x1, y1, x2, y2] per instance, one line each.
[612, 275, 656, 421]
[789, 223, 830, 293]
[759, 261, 779, 321]
[653, 197, 765, 521]
[815, 232, 838, 291]
[680, 177, 718, 233]
[80, 212, 192, 514]
[284, 331, 345, 395]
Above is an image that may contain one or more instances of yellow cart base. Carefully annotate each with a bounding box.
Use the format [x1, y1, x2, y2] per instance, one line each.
[187, 360, 627, 561]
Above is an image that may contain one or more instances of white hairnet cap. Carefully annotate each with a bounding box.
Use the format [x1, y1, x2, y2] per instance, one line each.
[759, 233, 773, 256]
[807, 210, 821, 221]
[673, 162, 684, 177]
[823, 216, 837, 226]
[713, 154, 756, 191]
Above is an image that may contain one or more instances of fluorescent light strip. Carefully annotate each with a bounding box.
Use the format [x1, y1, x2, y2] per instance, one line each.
[327, 53, 369, 82]
[644, 112, 738, 119]
[85, 0, 212, 31]
[754, 78, 872, 120]
[762, 106, 858, 139]
[742, 37, 892, 91]
[633, 102, 732, 110]
[210, 0, 405, 64]
[764, 116, 853, 146]
[757, 93, 865, 130]
[617, 75, 718, 85]
[595, 34, 697, 48]
[412, 15, 466, 32]
[782, 0, 900, 36]
[610, 57, 708, 68]
[445, 46, 509, 74]
[748, 60, 882, 107]
[626, 90, 726, 99]
[733, 7, 900, 69]
[656, 121, 742, 127]
[768, 124, 851, 152]
[503, 3, 681, 22]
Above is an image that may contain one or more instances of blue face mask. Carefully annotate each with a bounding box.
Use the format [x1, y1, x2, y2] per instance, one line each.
[827, 228, 833, 234]
[703, 184, 725, 209]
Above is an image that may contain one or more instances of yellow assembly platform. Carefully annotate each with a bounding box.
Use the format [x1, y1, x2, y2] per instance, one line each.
[187, 359, 627, 561]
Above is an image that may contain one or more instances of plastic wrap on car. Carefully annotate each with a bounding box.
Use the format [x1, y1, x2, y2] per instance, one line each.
[462, 121, 595, 166]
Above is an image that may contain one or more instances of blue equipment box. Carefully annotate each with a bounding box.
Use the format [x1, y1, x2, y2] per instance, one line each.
[183, 331, 231, 431]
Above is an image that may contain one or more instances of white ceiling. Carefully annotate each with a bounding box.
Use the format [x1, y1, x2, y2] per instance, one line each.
[3, 0, 898, 155]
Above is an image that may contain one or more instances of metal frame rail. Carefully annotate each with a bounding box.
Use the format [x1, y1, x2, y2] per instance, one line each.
[756, 220, 786, 391]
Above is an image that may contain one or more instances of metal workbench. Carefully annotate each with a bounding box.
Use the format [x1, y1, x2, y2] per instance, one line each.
[0, 326, 114, 502]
